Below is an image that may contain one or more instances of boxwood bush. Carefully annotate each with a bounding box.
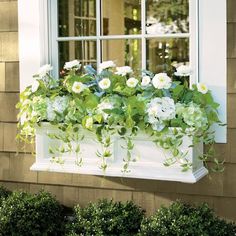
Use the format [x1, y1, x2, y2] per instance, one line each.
[139, 201, 236, 236]
[66, 199, 145, 236]
[0, 190, 65, 236]
[0, 186, 11, 204]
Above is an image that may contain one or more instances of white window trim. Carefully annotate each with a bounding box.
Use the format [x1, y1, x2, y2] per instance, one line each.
[18, 0, 226, 143]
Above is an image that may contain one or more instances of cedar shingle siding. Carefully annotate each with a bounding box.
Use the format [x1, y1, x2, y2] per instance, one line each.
[1, 0, 236, 220]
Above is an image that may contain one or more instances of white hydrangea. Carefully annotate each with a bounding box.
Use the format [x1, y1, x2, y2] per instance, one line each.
[52, 96, 69, 114]
[97, 101, 113, 120]
[98, 61, 116, 72]
[141, 76, 151, 87]
[126, 77, 138, 88]
[72, 82, 87, 94]
[37, 64, 53, 78]
[147, 97, 176, 131]
[152, 73, 172, 89]
[64, 60, 81, 70]
[116, 66, 133, 76]
[197, 83, 208, 94]
[98, 78, 111, 90]
[174, 65, 191, 77]
[46, 100, 56, 121]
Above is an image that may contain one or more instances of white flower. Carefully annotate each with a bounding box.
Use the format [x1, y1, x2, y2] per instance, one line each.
[98, 78, 111, 90]
[116, 66, 133, 76]
[31, 80, 40, 92]
[98, 61, 116, 72]
[37, 64, 53, 78]
[97, 101, 113, 120]
[141, 76, 151, 87]
[152, 73, 172, 89]
[197, 83, 208, 94]
[46, 100, 56, 121]
[175, 65, 191, 77]
[126, 77, 139, 88]
[72, 82, 86, 94]
[52, 96, 69, 114]
[64, 60, 81, 70]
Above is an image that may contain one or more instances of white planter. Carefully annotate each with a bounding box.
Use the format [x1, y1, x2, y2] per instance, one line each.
[30, 123, 208, 183]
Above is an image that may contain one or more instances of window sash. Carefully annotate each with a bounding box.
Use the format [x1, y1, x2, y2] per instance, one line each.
[49, 0, 199, 85]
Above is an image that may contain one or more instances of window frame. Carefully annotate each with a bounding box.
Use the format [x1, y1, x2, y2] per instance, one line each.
[18, 0, 226, 143]
[49, 0, 199, 86]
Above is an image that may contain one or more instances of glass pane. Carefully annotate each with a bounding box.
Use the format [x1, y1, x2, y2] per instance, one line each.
[102, 0, 141, 35]
[146, 0, 189, 34]
[58, 0, 96, 37]
[102, 39, 141, 73]
[59, 41, 97, 70]
[146, 38, 189, 74]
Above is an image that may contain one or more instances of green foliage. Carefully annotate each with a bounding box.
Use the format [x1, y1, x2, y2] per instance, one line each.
[0, 190, 65, 236]
[66, 199, 145, 236]
[139, 201, 236, 236]
[0, 186, 11, 204]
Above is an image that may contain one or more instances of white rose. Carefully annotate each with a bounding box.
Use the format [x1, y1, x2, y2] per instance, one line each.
[175, 65, 191, 77]
[72, 82, 86, 94]
[37, 64, 53, 78]
[64, 60, 81, 70]
[152, 73, 172, 89]
[141, 76, 151, 87]
[116, 66, 133, 76]
[98, 61, 116, 72]
[31, 80, 40, 92]
[197, 83, 208, 94]
[98, 78, 111, 90]
[126, 77, 138, 88]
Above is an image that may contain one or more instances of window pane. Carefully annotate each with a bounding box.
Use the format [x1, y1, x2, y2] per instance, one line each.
[58, 0, 96, 37]
[102, 39, 141, 73]
[146, 38, 189, 74]
[146, 0, 189, 34]
[59, 41, 97, 70]
[102, 0, 141, 35]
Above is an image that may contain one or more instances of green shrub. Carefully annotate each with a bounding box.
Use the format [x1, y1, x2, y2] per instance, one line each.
[0, 186, 11, 203]
[66, 199, 145, 236]
[139, 201, 236, 236]
[0, 190, 65, 236]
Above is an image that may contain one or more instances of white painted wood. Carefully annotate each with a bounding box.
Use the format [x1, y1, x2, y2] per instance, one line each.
[199, 0, 227, 143]
[18, 0, 49, 91]
[31, 123, 208, 183]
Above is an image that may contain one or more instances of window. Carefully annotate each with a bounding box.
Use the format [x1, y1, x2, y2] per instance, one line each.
[49, 0, 198, 84]
[18, 0, 226, 142]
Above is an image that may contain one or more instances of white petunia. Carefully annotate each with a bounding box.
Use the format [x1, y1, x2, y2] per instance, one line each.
[197, 83, 208, 94]
[72, 82, 86, 94]
[116, 66, 133, 76]
[37, 64, 53, 78]
[175, 65, 191, 77]
[98, 78, 111, 90]
[141, 76, 151, 87]
[31, 80, 40, 92]
[152, 73, 172, 89]
[98, 61, 116, 72]
[126, 77, 139, 88]
[64, 60, 81, 70]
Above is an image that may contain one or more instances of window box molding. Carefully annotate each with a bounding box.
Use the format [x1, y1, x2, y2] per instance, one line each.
[30, 123, 208, 183]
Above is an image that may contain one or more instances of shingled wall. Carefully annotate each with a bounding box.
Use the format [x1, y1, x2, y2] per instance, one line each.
[0, 0, 236, 220]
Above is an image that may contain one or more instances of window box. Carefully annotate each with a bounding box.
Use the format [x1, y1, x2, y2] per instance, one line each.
[30, 123, 208, 183]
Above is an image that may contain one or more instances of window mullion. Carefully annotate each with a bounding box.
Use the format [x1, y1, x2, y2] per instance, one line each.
[141, 0, 146, 71]
[96, 0, 101, 68]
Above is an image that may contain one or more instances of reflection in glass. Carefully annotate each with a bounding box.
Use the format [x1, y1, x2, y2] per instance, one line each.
[146, 38, 189, 74]
[102, 0, 141, 35]
[59, 41, 97, 70]
[146, 0, 189, 34]
[102, 39, 141, 73]
[58, 0, 96, 37]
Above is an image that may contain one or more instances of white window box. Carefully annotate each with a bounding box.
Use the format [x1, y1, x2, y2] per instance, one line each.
[30, 123, 208, 183]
